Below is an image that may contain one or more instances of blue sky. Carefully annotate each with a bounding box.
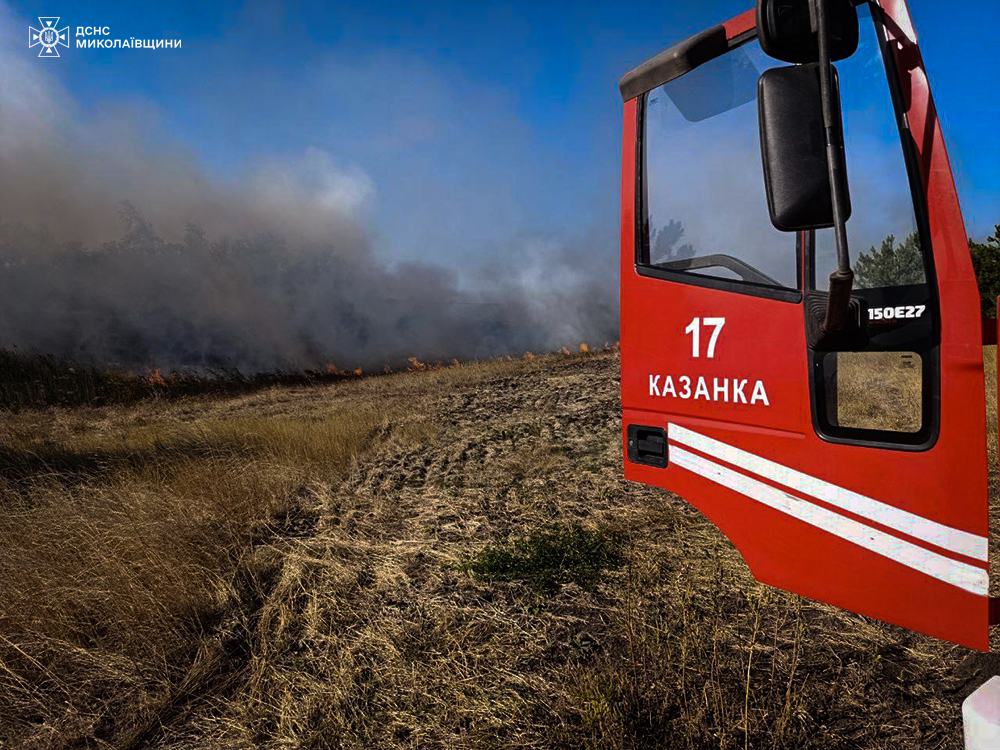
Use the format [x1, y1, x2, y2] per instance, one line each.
[5, 0, 999, 261]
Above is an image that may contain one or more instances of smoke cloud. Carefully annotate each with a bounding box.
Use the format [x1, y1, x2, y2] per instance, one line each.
[0, 7, 618, 372]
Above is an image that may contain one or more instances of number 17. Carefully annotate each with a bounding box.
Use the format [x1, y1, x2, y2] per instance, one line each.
[684, 317, 725, 358]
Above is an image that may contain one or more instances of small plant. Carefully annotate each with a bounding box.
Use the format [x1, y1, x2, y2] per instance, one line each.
[467, 522, 625, 591]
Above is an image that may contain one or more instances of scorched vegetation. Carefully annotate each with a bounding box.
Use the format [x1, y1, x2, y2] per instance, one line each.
[0, 347, 996, 749]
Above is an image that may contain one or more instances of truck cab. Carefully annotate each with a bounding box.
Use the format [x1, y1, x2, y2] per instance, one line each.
[618, 0, 993, 649]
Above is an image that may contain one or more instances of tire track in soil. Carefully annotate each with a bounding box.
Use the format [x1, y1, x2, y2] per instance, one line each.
[158, 351, 641, 748]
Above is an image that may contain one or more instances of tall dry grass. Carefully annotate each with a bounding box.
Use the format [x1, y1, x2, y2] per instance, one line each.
[0, 352, 559, 747]
[834, 350, 922, 432]
[0, 398, 410, 746]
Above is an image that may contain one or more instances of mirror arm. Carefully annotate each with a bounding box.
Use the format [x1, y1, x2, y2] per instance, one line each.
[813, 0, 854, 333]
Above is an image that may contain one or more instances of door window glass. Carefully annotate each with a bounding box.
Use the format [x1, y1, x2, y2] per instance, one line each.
[812, 5, 928, 292]
[809, 5, 937, 448]
[825, 351, 922, 433]
[641, 41, 798, 293]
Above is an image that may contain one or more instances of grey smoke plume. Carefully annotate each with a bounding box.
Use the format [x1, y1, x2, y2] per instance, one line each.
[0, 8, 618, 372]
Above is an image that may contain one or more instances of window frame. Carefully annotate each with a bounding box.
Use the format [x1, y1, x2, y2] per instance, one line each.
[633, 34, 803, 304]
[806, 2, 942, 451]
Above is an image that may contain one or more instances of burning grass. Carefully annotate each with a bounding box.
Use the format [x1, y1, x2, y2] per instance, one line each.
[0, 345, 589, 412]
[0, 346, 995, 749]
[0, 346, 361, 411]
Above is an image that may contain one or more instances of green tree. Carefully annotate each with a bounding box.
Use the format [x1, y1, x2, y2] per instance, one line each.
[853, 231, 924, 289]
[969, 225, 1000, 318]
[853, 225, 1000, 318]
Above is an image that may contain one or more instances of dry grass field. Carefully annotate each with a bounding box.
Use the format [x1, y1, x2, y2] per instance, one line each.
[834, 351, 924, 433]
[0, 348, 997, 749]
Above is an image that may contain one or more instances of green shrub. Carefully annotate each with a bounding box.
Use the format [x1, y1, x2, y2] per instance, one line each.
[468, 523, 625, 591]
[970, 225, 1000, 318]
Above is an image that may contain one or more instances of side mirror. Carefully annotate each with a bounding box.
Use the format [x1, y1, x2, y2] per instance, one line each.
[756, 0, 859, 64]
[757, 63, 851, 231]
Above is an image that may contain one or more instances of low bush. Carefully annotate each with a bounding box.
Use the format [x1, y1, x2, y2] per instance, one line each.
[468, 522, 625, 591]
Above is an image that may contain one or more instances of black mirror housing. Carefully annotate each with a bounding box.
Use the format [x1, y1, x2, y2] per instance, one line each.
[757, 63, 851, 231]
[756, 0, 859, 64]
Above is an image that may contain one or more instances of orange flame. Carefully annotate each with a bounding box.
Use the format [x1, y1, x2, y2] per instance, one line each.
[325, 363, 363, 377]
[579, 342, 589, 353]
[407, 356, 427, 371]
[523, 351, 536, 360]
[146, 367, 166, 387]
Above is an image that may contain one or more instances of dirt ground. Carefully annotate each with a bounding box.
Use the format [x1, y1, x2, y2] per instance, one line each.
[144, 350, 997, 749]
[2, 349, 997, 749]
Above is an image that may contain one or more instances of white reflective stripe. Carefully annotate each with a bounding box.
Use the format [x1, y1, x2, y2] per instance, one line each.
[668, 423, 988, 563]
[671, 447, 989, 596]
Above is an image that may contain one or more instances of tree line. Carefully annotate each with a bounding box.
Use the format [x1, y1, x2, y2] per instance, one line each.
[853, 225, 1000, 317]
